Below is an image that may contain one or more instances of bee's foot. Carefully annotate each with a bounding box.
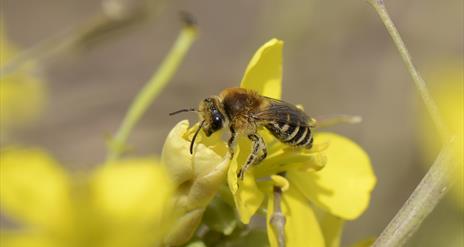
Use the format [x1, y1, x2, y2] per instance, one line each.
[237, 169, 245, 180]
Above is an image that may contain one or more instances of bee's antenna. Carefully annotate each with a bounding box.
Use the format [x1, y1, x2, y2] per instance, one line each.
[169, 108, 197, 116]
[190, 120, 204, 154]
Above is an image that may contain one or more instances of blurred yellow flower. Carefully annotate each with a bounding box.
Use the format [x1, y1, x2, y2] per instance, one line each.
[0, 23, 47, 136]
[162, 39, 377, 247]
[0, 148, 175, 247]
[423, 63, 463, 210]
[161, 120, 230, 246]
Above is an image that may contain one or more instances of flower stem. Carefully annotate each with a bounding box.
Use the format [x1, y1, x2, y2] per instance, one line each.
[271, 186, 286, 247]
[106, 16, 197, 161]
[366, 0, 449, 142]
[366, 0, 455, 246]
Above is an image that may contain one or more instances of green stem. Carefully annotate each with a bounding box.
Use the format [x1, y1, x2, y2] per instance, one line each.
[106, 21, 197, 161]
[366, 0, 455, 246]
[367, 0, 449, 142]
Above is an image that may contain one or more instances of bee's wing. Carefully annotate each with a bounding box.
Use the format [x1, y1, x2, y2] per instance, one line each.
[253, 97, 312, 127]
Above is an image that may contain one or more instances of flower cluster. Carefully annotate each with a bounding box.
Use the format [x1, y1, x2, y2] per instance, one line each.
[162, 39, 377, 247]
[0, 148, 175, 247]
[0, 31, 376, 246]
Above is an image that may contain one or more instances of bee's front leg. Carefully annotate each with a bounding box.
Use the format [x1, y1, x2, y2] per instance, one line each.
[237, 133, 266, 180]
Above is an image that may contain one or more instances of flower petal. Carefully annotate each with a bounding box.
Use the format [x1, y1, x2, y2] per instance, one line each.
[240, 39, 283, 99]
[92, 158, 174, 222]
[288, 133, 376, 220]
[318, 211, 344, 247]
[161, 120, 228, 188]
[0, 148, 71, 230]
[185, 151, 230, 209]
[91, 158, 175, 245]
[231, 169, 264, 224]
[161, 120, 194, 186]
[266, 184, 325, 247]
[0, 230, 59, 247]
[227, 138, 264, 224]
[162, 120, 229, 245]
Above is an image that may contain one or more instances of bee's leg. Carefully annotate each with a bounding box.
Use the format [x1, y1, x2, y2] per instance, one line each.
[237, 134, 266, 180]
[227, 127, 237, 160]
[254, 134, 267, 163]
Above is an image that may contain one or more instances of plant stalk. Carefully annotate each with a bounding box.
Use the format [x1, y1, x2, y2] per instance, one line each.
[106, 17, 197, 161]
[366, 0, 455, 246]
[367, 0, 449, 142]
[373, 141, 455, 246]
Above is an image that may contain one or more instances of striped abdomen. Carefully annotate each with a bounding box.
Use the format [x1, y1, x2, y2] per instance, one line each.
[265, 122, 313, 149]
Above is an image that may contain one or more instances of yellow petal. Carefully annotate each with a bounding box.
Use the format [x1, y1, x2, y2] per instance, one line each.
[266, 185, 325, 247]
[92, 158, 174, 222]
[289, 133, 376, 220]
[161, 120, 195, 186]
[185, 152, 230, 209]
[0, 148, 71, 230]
[318, 212, 344, 247]
[91, 158, 175, 245]
[161, 120, 228, 187]
[240, 39, 283, 99]
[190, 125, 228, 182]
[227, 138, 264, 224]
[164, 208, 205, 246]
[162, 120, 229, 246]
[0, 230, 59, 247]
[230, 168, 264, 224]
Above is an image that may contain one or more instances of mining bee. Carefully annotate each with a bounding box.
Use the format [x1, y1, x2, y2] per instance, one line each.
[170, 87, 316, 180]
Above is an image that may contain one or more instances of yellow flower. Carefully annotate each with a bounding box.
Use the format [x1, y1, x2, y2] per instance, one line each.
[230, 39, 376, 247]
[161, 120, 230, 246]
[163, 39, 377, 247]
[0, 148, 175, 247]
[0, 22, 47, 136]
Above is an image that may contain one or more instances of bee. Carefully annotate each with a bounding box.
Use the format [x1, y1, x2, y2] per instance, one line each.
[169, 87, 316, 180]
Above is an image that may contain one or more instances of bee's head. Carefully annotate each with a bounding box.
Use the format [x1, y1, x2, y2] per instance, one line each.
[199, 97, 225, 136]
[168, 96, 226, 155]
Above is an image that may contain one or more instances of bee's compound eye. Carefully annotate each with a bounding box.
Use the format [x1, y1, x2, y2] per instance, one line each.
[211, 114, 223, 130]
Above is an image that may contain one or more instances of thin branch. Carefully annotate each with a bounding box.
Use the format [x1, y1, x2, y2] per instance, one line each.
[366, 0, 456, 246]
[106, 15, 197, 161]
[367, 0, 450, 142]
[0, 0, 162, 77]
[270, 186, 286, 247]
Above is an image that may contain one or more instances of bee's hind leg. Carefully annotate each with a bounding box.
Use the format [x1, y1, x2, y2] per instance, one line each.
[237, 134, 267, 180]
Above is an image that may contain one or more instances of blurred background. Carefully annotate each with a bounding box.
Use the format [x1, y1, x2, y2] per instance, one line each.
[1, 0, 462, 246]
